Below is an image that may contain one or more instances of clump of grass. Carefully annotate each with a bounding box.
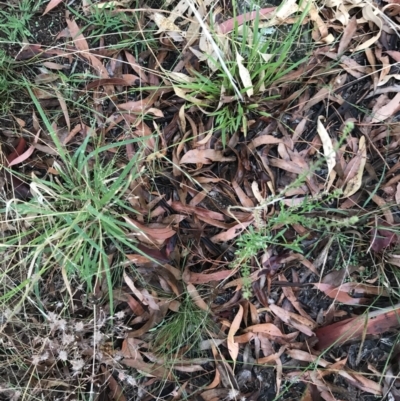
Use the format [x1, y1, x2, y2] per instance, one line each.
[0, 0, 39, 43]
[173, 0, 312, 145]
[0, 84, 155, 312]
[0, 49, 18, 114]
[153, 291, 213, 357]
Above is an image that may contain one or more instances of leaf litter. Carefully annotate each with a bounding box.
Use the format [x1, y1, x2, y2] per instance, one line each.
[1, 0, 400, 399]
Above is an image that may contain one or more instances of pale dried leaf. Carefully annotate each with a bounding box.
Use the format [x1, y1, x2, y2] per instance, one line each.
[66, 18, 89, 53]
[152, 12, 184, 41]
[355, 5, 382, 51]
[236, 52, 253, 97]
[317, 116, 336, 179]
[269, 304, 316, 336]
[343, 135, 366, 197]
[180, 149, 236, 164]
[186, 283, 209, 311]
[227, 305, 243, 366]
[173, 86, 206, 105]
[371, 92, 400, 122]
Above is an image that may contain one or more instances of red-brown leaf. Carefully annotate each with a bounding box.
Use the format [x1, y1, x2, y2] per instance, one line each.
[42, 0, 64, 15]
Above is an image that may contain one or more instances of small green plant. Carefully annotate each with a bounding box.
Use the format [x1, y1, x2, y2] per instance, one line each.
[233, 191, 361, 298]
[67, 1, 156, 51]
[153, 291, 213, 357]
[1, 135, 149, 309]
[174, 1, 312, 146]
[0, 49, 17, 111]
[0, 0, 41, 42]
[0, 84, 155, 312]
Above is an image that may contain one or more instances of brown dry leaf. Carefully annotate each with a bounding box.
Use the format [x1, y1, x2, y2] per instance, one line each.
[34, 73, 59, 84]
[32, 87, 55, 99]
[173, 364, 205, 373]
[66, 18, 89, 53]
[375, 48, 390, 84]
[315, 303, 400, 350]
[227, 305, 243, 367]
[184, 268, 233, 284]
[321, 265, 359, 287]
[260, 0, 299, 27]
[340, 55, 368, 77]
[8, 143, 35, 167]
[279, 275, 315, 320]
[200, 389, 233, 401]
[122, 358, 172, 379]
[8, 130, 40, 167]
[281, 253, 319, 275]
[124, 216, 176, 244]
[186, 20, 200, 47]
[180, 149, 236, 164]
[341, 370, 382, 395]
[338, 16, 358, 53]
[371, 92, 400, 122]
[269, 304, 316, 336]
[313, 283, 369, 305]
[211, 220, 253, 243]
[232, 180, 254, 208]
[126, 253, 166, 266]
[124, 51, 149, 83]
[309, 2, 332, 42]
[342, 135, 366, 197]
[113, 290, 145, 316]
[286, 349, 329, 366]
[117, 98, 163, 116]
[244, 322, 297, 340]
[218, 7, 275, 34]
[204, 368, 221, 389]
[173, 86, 207, 105]
[257, 345, 286, 364]
[123, 271, 146, 304]
[54, 88, 70, 132]
[396, 182, 400, 204]
[370, 222, 398, 253]
[186, 283, 209, 311]
[268, 158, 303, 175]
[101, 366, 127, 401]
[340, 282, 389, 296]
[370, 193, 394, 224]
[120, 338, 144, 359]
[67, 18, 112, 91]
[355, 5, 383, 52]
[42, 0, 64, 15]
[128, 309, 164, 338]
[170, 201, 225, 221]
[85, 77, 137, 90]
[386, 50, 400, 62]
[247, 135, 285, 151]
[167, 71, 196, 84]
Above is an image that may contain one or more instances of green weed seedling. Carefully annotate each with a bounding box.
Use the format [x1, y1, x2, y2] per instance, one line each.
[233, 190, 360, 298]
